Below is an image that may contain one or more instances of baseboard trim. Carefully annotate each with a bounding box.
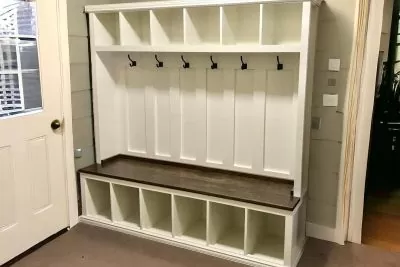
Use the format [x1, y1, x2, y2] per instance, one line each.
[306, 222, 339, 243]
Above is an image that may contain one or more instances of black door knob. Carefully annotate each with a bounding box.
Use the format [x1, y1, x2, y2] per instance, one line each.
[51, 119, 61, 130]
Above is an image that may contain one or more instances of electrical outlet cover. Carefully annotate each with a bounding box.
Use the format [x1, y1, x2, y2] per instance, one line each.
[323, 94, 339, 107]
[328, 58, 341, 72]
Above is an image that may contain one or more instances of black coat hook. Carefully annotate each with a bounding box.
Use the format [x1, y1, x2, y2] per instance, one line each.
[210, 56, 218, 69]
[127, 54, 136, 67]
[277, 56, 283, 70]
[240, 56, 247, 70]
[155, 54, 163, 68]
[181, 55, 190, 69]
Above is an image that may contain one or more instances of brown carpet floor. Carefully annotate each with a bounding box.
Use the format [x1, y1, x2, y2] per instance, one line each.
[7, 223, 400, 267]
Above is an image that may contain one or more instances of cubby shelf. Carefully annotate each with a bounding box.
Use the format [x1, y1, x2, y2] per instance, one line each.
[89, 2, 305, 51]
[84, 179, 112, 222]
[141, 190, 172, 236]
[80, 173, 306, 267]
[111, 184, 140, 228]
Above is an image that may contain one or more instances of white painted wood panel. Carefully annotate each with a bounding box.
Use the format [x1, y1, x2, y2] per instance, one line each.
[28, 137, 51, 212]
[151, 68, 180, 158]
[0, 146, 16, 230]
[126, 68, 148, 154]
[206, 69, 235, 166]
[180, 69, 207, 161]
[233, 70, 266, 170]
[264, 70, 295, 176]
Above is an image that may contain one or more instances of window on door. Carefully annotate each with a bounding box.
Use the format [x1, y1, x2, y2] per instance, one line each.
[0, 0, 41, 118]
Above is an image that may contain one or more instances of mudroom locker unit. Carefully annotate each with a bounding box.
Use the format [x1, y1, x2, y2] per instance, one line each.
[78, 0, 321, 266]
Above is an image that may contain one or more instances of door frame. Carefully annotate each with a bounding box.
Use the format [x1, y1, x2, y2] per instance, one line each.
[335, 0, 386, 244]
[56, 0, 79, 227]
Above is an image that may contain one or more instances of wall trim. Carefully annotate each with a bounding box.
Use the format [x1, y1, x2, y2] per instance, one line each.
[306, 222, 339, 243]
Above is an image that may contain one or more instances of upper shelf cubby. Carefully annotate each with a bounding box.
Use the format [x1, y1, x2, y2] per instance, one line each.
[221, 4, 260, 45]
[261, 3, 303, 45]
[119, 11, 151, 46]
[151, 8, 184, 45]
[184, 7, 221, 45]
[87, 0, 312, 52]
[93, 13, 120, 46]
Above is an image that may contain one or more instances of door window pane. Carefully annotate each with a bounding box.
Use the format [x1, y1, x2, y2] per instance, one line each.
[0, 0, 41, 118]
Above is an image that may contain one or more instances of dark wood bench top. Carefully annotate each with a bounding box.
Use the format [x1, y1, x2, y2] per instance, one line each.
[79, 155, 299, 211]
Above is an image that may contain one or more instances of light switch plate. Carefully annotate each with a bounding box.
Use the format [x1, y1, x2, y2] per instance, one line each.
[328, 58, 341, 72]
[323, 94, 339, 107]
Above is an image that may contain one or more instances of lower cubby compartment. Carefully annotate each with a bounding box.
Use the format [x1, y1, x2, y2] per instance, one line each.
[173, 196, 207, 244]
[246, 210, 285, 262]
[141, 189, 172, 236]
[111, 184, 140, 228]
[208, 202, 245, 254]
[84, 179, 111, 221]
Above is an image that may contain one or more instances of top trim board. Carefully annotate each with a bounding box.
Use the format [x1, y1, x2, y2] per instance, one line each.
[85, 0, 323, 13]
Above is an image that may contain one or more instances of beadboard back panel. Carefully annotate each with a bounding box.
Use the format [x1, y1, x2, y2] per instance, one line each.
[93, 53, 300, 180]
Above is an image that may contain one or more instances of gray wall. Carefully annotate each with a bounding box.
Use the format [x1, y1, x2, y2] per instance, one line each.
[307, 0, 356, 229]
[68, 0, 119, 170]
[67, 0, 368, 235]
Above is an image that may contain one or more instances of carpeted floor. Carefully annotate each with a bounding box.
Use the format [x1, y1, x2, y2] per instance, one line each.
[7, 223, 400, 267]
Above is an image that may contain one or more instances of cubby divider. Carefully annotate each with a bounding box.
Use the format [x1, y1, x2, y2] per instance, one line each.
[151, 9, 184, 45]
[111, 184, 140, 228]
[184, 7, 221, 45]
[141, 189, 172, 236]
[93, 13, 120, 45]
[173, 196, 207, 244]
[119, 11, 151, 45]
[246, 209, 285, 262]
[84, 179, 111, 221]
[221, 4, 261, 45]
[208, 202, 245, 254]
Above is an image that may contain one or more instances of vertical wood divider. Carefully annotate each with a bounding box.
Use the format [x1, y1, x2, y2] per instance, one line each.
[139, 188, 145, 230]
[183, 8, 188, 45]
[244, 208, 249, 255]
[171, 194, 177, 237]
[284, 215, 294, 266]
[219, 7, 224, 45]
[259, 4, 264, 45]
[118, 12, 124, 46]
[109, 183, 116, 223]
[206, 201, 211, 245]
[293, 2, 311, 197]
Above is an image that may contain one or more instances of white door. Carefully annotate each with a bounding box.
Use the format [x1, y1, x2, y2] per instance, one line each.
[0, 0, 69, 264]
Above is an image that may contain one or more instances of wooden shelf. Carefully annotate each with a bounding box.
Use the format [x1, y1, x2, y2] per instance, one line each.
[94, 44, 301, 53]
[90, 1, 305, 51]
[79, 155, 299, 211]
[85, 0, 323, 13]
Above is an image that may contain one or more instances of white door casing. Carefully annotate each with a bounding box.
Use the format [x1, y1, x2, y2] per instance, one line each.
[0, 0, 72, 264]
